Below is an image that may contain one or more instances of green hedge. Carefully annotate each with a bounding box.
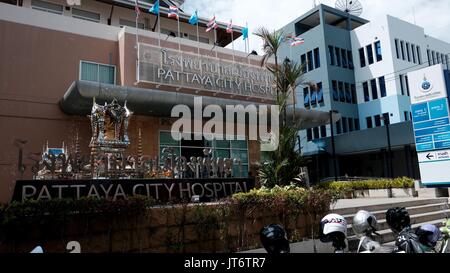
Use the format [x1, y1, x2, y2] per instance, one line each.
[317, 177, 415, 192]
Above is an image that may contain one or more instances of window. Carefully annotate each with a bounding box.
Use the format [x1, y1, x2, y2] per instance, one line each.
[366, 117, 373, 129]
[400, 74, 405, 95]
[307, 51, 314, 71]
[338, 82, 345, 102]
[371, 79, 378, 100]
[31, 0, 63, 14]
[375, 41, 382, 62]
[336, 121, 342, 135]
[311, 87, 317, 106]
[351, 84, 357, 104]
[72, 8, 101, 23]
[406, 42, 411, 62]
[395, 39, 400, 59]
[436, 52, 441, 64]
[80, 61, 116, 84]
[379, 76, 387, 98]
[332, 80, 339, 101]
[400, 41, 405, 60]
[301, 54, 307, 73]
[342, 117, 348, 133]
[441, 54, 445, 65]
[347, 50, 354, 69]
[320, 126, 327, 138]
[355, 119, 360, 131]
[314, 48, 320, 69]
[417, 46, 422, 64]
[345, 83, 351, 103]
[411, 44, 416, 63]
[363, 82, 370, 102]
[366, 44, 374, 65]
[303, 87, 310, 107]
[335, 47, 341, 67]
[432, 51, 436, 65]
[374, 115, 382, 127]
[427, 49, 431, 66]
[359, 48, 366, 67]
[404, 111, 409, 121]
[405, 75, 410, 96]
[119, 19, 145, 29]
[313, 127, 320, 140]
[383, 113, 390, 126]
[329, 46, 335, 66]
[348, 118, 354, 132]
[317, 82, 324, 104]
[446, 55, 450, 70]
[341, 49, 348, 68]
[160, 132, 249, 177]
[307, 129, 313, 141]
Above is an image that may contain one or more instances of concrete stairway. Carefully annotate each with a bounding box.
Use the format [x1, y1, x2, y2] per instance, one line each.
[331, 198, 450, 251]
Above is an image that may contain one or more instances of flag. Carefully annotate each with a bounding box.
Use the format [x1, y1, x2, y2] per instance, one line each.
[149, 0, 159, 14]
[168, 6, 179, 20]
[290, 37, 305, 47]
[134, 0, 141, 17]
[242, 26, 249, 40]
[189, 10, 198, 25]
[206, 16, 218, 32]
[226, 20, 233, 34]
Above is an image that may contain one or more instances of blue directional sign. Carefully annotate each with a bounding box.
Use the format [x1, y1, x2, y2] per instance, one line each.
[412, 98, 450, 152]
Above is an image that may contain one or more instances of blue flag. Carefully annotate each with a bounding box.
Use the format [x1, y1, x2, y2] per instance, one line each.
[242, 27, 249, 40]
[189, 10, 198, 25]
[149, 0, 159, 14]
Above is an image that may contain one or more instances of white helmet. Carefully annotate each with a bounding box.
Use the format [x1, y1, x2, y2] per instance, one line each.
[30, 246, 44, 253]
[353, 210, 378, 236]
[320, 214, 347, 240]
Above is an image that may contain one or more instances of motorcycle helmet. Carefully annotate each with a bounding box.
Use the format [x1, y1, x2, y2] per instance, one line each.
[416, 224, 441, 248]
[352, 210, 378, 236]
[30, 246, 44, 253]
[320, 214, 347, 251]
[260, 224, 290, 254]
[386, 207, 410, 233]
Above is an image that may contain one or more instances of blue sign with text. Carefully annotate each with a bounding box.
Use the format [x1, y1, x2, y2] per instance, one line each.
[412, 98, 450, 152]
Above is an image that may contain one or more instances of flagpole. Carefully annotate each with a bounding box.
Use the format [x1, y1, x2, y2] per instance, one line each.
[177, 15, 181, 52]
[158, 13, 161, 48]
[135, 1, 139, 84]
[231, 21, 235, 63]
[196, 15, 200, 55]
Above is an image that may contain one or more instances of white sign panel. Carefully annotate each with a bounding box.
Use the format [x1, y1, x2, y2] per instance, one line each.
[408, 64, 447, 104]
[408, 64, 450, 186]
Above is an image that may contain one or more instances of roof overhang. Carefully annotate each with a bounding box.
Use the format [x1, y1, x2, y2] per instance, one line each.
[60, 81, 341, 130]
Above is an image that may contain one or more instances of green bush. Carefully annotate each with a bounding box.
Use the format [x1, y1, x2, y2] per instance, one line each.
[317, 177, 415, 192]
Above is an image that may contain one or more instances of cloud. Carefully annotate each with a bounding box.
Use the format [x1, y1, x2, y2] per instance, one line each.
[182, 0, 450, 53]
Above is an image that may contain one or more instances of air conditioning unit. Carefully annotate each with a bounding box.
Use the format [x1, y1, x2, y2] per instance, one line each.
[66, 0, 81, 6]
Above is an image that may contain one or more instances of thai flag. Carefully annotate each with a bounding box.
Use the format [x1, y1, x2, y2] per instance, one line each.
[226, 20, 233, 34]
[206, 16, 218, 32]
[168, 6, 179, 20]
[134, 0, 141, 17]
[291, 37, 305, 47]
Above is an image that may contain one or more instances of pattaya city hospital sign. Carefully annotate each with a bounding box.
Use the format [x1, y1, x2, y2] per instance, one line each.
[138, 43, 275, 99]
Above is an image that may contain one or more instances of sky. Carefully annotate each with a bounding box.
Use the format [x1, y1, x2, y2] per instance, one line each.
[182, 0, 450, 53]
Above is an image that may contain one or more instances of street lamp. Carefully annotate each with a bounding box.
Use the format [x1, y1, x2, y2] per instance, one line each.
[329, 110, 339, 182]
[381, 114, 394, 178]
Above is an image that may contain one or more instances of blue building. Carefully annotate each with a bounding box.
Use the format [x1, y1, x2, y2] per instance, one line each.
[278, 4, 450, 183]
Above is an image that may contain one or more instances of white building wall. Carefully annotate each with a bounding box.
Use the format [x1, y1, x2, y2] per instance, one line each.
[351, 15, 450, 129]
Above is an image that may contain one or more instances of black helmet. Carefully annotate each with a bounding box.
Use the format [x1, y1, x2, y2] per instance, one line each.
[386, 207, 410, 233]
[260, 224, 290, 254]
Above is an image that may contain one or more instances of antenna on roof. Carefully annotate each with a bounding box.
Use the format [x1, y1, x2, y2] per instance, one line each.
[335, 0, 363, 17]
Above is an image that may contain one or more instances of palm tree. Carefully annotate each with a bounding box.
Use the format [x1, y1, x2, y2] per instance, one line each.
[254, 27, 284, 99]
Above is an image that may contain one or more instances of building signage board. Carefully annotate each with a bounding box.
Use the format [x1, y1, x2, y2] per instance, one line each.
[12, 178, 255, 203]
[137, 43, 275, 99]
[408, 64, 450, 186]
